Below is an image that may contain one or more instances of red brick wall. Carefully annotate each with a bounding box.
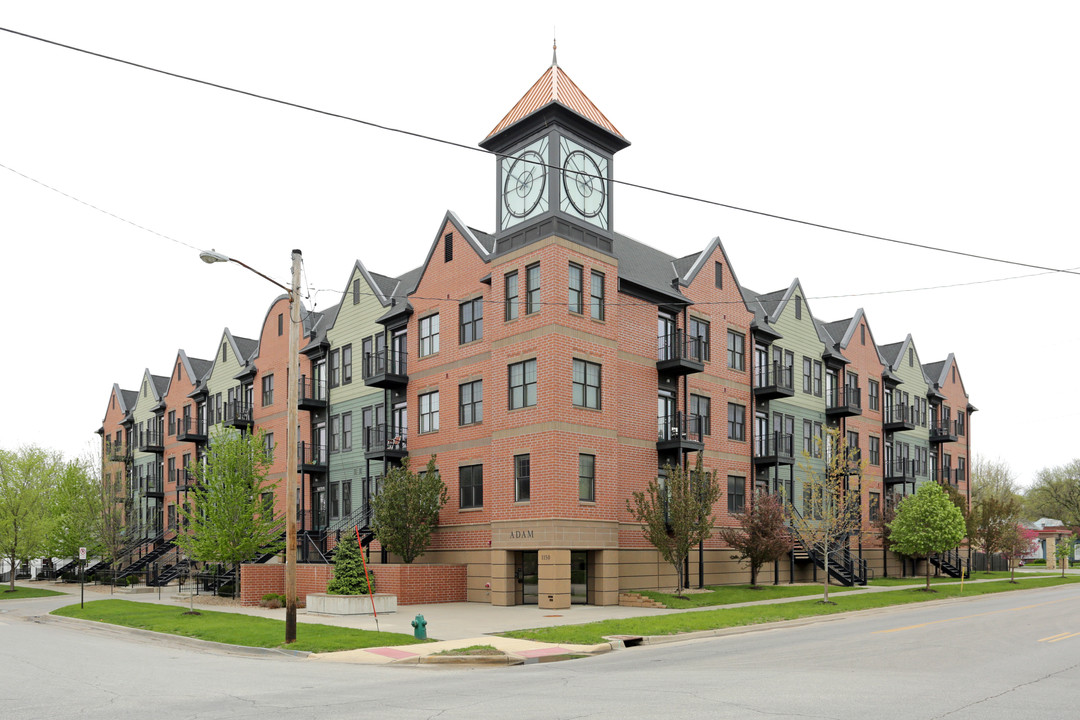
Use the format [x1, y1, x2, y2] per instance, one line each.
[370, 564, 467, 604]
[239, 563, 335, 606]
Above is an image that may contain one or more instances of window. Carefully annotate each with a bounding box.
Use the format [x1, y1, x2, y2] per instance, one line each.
[526, 263, 540, 314]
[459, 380, 483, 425]
[509, 359, 537, 409]
[727, 330, 745, 370]
[813, 361, 823, 397]
[957, 410, 966, 436]
[514, 454, 530, 502]
[262, 374, 274, 406]
[690, 318, 709, 361]
[727, 403, 745, 441]
[958, 457, 966, 483]
[795, 295, 802, 319]
[504, 271, 519, 320]
[342, 345, 353, 384]
[860, 325, 865, 345]
[167, 410, 176, 436]
[329, 415, 340, 452]
[868, 379, 880, 411]
[342, 412, 352, 451]
[869, 436, 880, 465]
[342, 482, 352, 515]
[909, 347, 914, 367]
[715, 261, 723, 289]
[579, 454, 595, 502]
[802, 357, 812, 393]
[353, 278, 360, 305]
[568, 263, 583, 314]
[572, 359, 601, 409]
[419, 391, 439, 434]
[690, 394, 711, 435]
[277, 313, 283, 337]
[460, 465, 483, 509]
[419, 314, 440, 357]
[459, 298, 483, 344]
[813, 423, 823, 458]
[869, 491, 881, 521]
[803, 420, 813, 456]
[444, 232, 453, 262]
[590, 270, 605, 321]
[329, 349, 340, 388]
[727, 475, 745, 513]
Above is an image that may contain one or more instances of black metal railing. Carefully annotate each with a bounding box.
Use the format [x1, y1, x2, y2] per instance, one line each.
[657, 330, 705, 364]
[298, 375, 328, 404]
[754, 362, 794, 393]
[754, 431, 794, 460]
[363, 349, 408, 379]
[137, 429, 164, 452]
[364, 425, 408, 453]
[826, 386, 862, 412]
[223, 402, 253, 426]
[298, 441, 328, 468]
[657, 411, 704, 443]
[930, 419, 959, 442]
[177, 415, 208, 440]
[884, 403, 913, 428]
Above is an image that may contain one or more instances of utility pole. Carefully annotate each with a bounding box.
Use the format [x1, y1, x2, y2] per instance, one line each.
[285, 249, 301, 644]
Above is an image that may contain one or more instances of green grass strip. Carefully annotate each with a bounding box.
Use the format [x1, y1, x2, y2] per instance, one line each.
[637, 584, 859, 608]
[52, 599, 428, 653]
[0, 586, 66, 600]
[503, 577, 1080, 645]
[868, 571, 1055, 587]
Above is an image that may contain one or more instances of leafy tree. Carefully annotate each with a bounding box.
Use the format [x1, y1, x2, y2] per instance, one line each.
[787, 428, 864, 603]
[0, 447, 61, 591]
[999, 523, 1039, 583]
[371, 456, 448, 564]
[888, 482, 967, 591]
[1025, 459, 1080, 526]
[718, 492, 791, 588]
[96, 452, 128, 565]
[967, 493, 1021, 571]
[326, 533, 374, 595]
[175, 429, 284, 597]
[47, 456, 105, 562]
[626, 455, 721, 595]
[1053, 535, 1076, 577]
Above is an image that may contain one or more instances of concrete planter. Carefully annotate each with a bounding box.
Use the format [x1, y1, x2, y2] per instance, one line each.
[306, 592, 397, 615]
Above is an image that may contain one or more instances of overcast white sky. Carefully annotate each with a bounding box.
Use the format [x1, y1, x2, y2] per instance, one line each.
[1, 2, 1076, 488]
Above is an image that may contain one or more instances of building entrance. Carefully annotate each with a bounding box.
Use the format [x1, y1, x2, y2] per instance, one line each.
[517, 551, 538, 604]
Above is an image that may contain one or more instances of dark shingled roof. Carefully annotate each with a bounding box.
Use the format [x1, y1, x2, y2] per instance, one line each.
[377, 265, 424, 323]
[150, 374, 170, 398]
[368, 272, 399, 302]
[611, 232, 686, 302]
[189, 357, 213, 382]
[751, 288, 787, 320]
[924, 360, 947, 386]
[233, 336, 259, 362]
[121, 389, 138, 411]
[878, 341, 903, 367]
[822, 318, 853, 346]
[468, 226, 497, 254]
[672, 252, 701, 279]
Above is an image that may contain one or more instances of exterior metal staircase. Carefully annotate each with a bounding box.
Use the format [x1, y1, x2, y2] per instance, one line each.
[930, 548, 969, 579]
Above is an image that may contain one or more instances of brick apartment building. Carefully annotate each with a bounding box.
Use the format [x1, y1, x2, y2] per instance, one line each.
[98, 54, 974, 608]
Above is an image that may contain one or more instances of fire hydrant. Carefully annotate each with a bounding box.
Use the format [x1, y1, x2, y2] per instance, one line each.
[411, 613, 428, 640]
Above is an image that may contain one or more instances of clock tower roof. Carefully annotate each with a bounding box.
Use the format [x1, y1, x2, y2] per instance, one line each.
[483, 57, 627, 149]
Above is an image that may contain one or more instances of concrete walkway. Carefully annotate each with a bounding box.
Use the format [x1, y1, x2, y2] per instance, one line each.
[25, 567, 1079, 666]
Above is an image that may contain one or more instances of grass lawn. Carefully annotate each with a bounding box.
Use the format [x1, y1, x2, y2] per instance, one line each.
[868, 571, 1054, 587]
[638, 584, 858, 609]
[52, 599, 427, 653]
[503, 576, 1080, 645]
[1, 586, 66, 600]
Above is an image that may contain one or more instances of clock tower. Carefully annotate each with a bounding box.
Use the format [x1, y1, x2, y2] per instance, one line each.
[480, 47, 630, 255]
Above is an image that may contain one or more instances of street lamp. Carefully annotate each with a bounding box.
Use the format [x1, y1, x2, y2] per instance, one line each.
[200, 247, 302, 644]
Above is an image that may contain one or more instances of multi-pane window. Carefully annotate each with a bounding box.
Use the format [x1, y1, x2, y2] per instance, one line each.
[459, 380, 483, 425]
[262, 374, 274, 406]
[572, 359, 601, 409]
[509, 359, 537, 409]
[691, 394, 711, 435]
[342, 412, 352, 451]
[342, 345, 353, 384]
[590, 270, 605, 321]
[460, 464, 483, 509]
[868, 379, 880, 411]
[869, 436, 880, 465]
[264, 432, 275, 462]
[419, 314, 440, 357]
[419, 391, 439, 434]
[505, 271, 519, 321]
[342, 482, 352, 515]
[869, 492, 881, 521]
[525, 263, 541, 314]
[957, 410, 966, 436]
[727, 403, 745, 441]
[727, 330, 745, 370]
[329, 349, 341, 388]
[330, 482, 340, 518]
[689, 318, 709, 361]
[515, 454, 530, 502]
[814, 422, 823, 458]
[727, 475, 746, 513]
[579, 454, 595, 502]
[329, 415, 340, 453]
[568, 263, 583, 314]
[803, 420, 813, 456]
[459, 298, 483, 344]
[168, 410, 176, 436]
[813, 361, 823, 396]
[803, 357, 812, 393]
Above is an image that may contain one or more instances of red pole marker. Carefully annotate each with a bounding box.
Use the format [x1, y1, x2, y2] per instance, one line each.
[356, 525, 379, 632]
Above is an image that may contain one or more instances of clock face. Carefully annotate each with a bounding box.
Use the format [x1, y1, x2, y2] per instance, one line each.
[501, 137, 549, 229]
[560, 137, 609, 229]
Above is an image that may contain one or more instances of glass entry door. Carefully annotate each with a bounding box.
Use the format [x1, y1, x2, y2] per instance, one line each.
[517, 551, 538, 605]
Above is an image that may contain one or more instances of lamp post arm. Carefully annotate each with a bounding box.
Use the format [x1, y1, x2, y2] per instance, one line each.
[228, 257, 292, 295]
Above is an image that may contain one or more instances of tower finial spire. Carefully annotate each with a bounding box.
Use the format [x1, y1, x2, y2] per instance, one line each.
[552, 31, 558, 67]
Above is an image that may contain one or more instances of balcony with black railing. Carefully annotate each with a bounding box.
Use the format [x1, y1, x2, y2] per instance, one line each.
[884, 458, 917, 487]
[826, 387, 862, 418]
[136, 429, 164, 454]
[297, 375, 328, 411]
[929, 419, 959, 444]
[106, 442, 130, 462]
[657, 411, 705, 456]
[883, 403, 915, 432]
[298, 441, 328, 473]
[363, 349, 408, 389]
[144, 470, 164, 498]
[753, 431, 794, 466]
[177, 416, 208, 444]
[176, 468, 197, 491]
[753, 362, 795, 400]
[223, 402, 253, 430]
[656, 330, 705, 377]
[364, 425, 408, 462]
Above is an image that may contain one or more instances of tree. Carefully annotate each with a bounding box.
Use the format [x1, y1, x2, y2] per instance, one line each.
[371, 455, 448, 564]
[718, 493, 791, 588]
[96, 451, 128, 565]
[0, 446, 60, 591]
[175, 429, 284, 597]
[1054, 535, 1076, 577]
[967, 493, 1021, 572]
[888, 482, 967, 591]
[787, 428, 864, 603]
[1025, 460, 1080, 526]
[626, 455, 721, 595]
[47, 456, 105, 562]
[999, 523, 1039, 583]
[326, 533, 373, 595]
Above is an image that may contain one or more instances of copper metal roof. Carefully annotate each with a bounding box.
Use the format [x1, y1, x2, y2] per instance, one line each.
[485, 60, 624, 140]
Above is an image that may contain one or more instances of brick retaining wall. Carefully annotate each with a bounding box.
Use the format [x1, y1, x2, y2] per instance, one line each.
[239, 562, 468, 606]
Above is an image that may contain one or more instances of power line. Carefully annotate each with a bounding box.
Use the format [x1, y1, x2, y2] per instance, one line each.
[3, 24, 1078, 278]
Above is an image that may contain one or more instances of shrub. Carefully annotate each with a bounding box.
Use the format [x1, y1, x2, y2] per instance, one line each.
[260, 592, 286, 608]
[327, 534, 374, 595]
